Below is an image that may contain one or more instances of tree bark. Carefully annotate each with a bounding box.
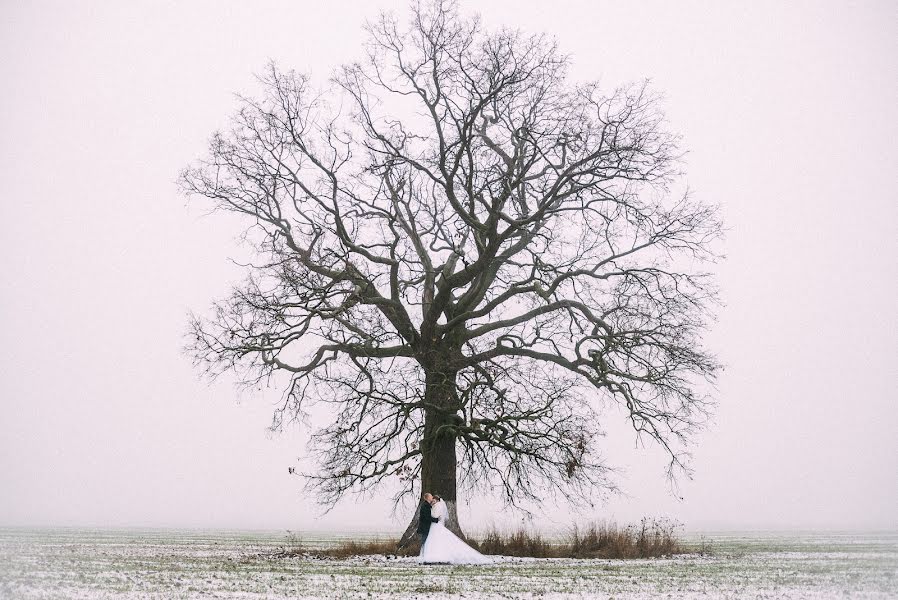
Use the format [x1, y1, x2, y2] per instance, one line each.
[398, 368, 464, 548]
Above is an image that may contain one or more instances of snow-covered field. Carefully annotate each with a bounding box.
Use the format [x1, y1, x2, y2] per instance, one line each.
[1, 528, 895, 599]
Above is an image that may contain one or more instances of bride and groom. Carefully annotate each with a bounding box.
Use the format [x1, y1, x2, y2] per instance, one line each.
[416, 492, 492, 565]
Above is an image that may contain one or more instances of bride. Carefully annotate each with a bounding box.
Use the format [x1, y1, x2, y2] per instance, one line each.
[418, 495, 492, 565]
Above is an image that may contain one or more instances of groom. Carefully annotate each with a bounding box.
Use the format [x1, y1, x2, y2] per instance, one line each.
[417, 492, 439, 545]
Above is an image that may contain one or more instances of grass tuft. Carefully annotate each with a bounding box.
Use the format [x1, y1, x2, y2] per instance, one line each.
[566, 518, 684, 558]
[469, 517, 684, 559]
[284, 517, 686, 560]
[472, 527, 557, 558]
[318, 538, 415, 559]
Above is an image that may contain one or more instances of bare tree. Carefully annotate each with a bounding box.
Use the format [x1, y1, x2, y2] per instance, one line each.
[180, 0, 722, 544]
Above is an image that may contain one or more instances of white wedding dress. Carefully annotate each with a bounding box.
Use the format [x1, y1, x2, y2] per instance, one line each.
[418, 500, 493, 565]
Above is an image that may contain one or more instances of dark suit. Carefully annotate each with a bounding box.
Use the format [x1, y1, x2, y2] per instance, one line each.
[417, 501, 439, 544]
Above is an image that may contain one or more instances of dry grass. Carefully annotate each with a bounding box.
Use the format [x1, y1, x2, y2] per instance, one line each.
[470, 518, 684, 559]
[274, 535, 419, 558]
[281, 518, 685, 560]
[566, 518, 684, 558]
[472, 527, 557, 558]
[318, 538, 415, 559]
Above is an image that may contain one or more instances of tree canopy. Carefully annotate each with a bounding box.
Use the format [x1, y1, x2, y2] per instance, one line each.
[180, 0, 722, 531]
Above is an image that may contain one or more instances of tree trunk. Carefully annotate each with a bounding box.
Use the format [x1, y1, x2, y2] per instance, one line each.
[398, 368, 464, 548]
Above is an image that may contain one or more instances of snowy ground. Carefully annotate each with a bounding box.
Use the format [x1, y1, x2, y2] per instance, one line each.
[0, 528, 895, 599]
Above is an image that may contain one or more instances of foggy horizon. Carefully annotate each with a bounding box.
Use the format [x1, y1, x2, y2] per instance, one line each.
[1, 0, 896, 535]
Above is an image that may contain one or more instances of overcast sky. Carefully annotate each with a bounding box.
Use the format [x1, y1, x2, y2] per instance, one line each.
[1, 0, 896, 533]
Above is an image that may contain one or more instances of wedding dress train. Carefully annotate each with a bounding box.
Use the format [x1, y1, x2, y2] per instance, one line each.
[418, 500, 493, 565]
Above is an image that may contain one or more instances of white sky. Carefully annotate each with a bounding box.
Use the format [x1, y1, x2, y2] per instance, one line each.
[1, 0, 896, 533]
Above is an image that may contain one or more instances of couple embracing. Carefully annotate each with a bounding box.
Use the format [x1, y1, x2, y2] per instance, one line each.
[416, 492, 492, 565]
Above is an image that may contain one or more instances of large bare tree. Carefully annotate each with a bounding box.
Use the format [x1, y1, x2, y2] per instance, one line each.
[180, 0, 722, 544]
